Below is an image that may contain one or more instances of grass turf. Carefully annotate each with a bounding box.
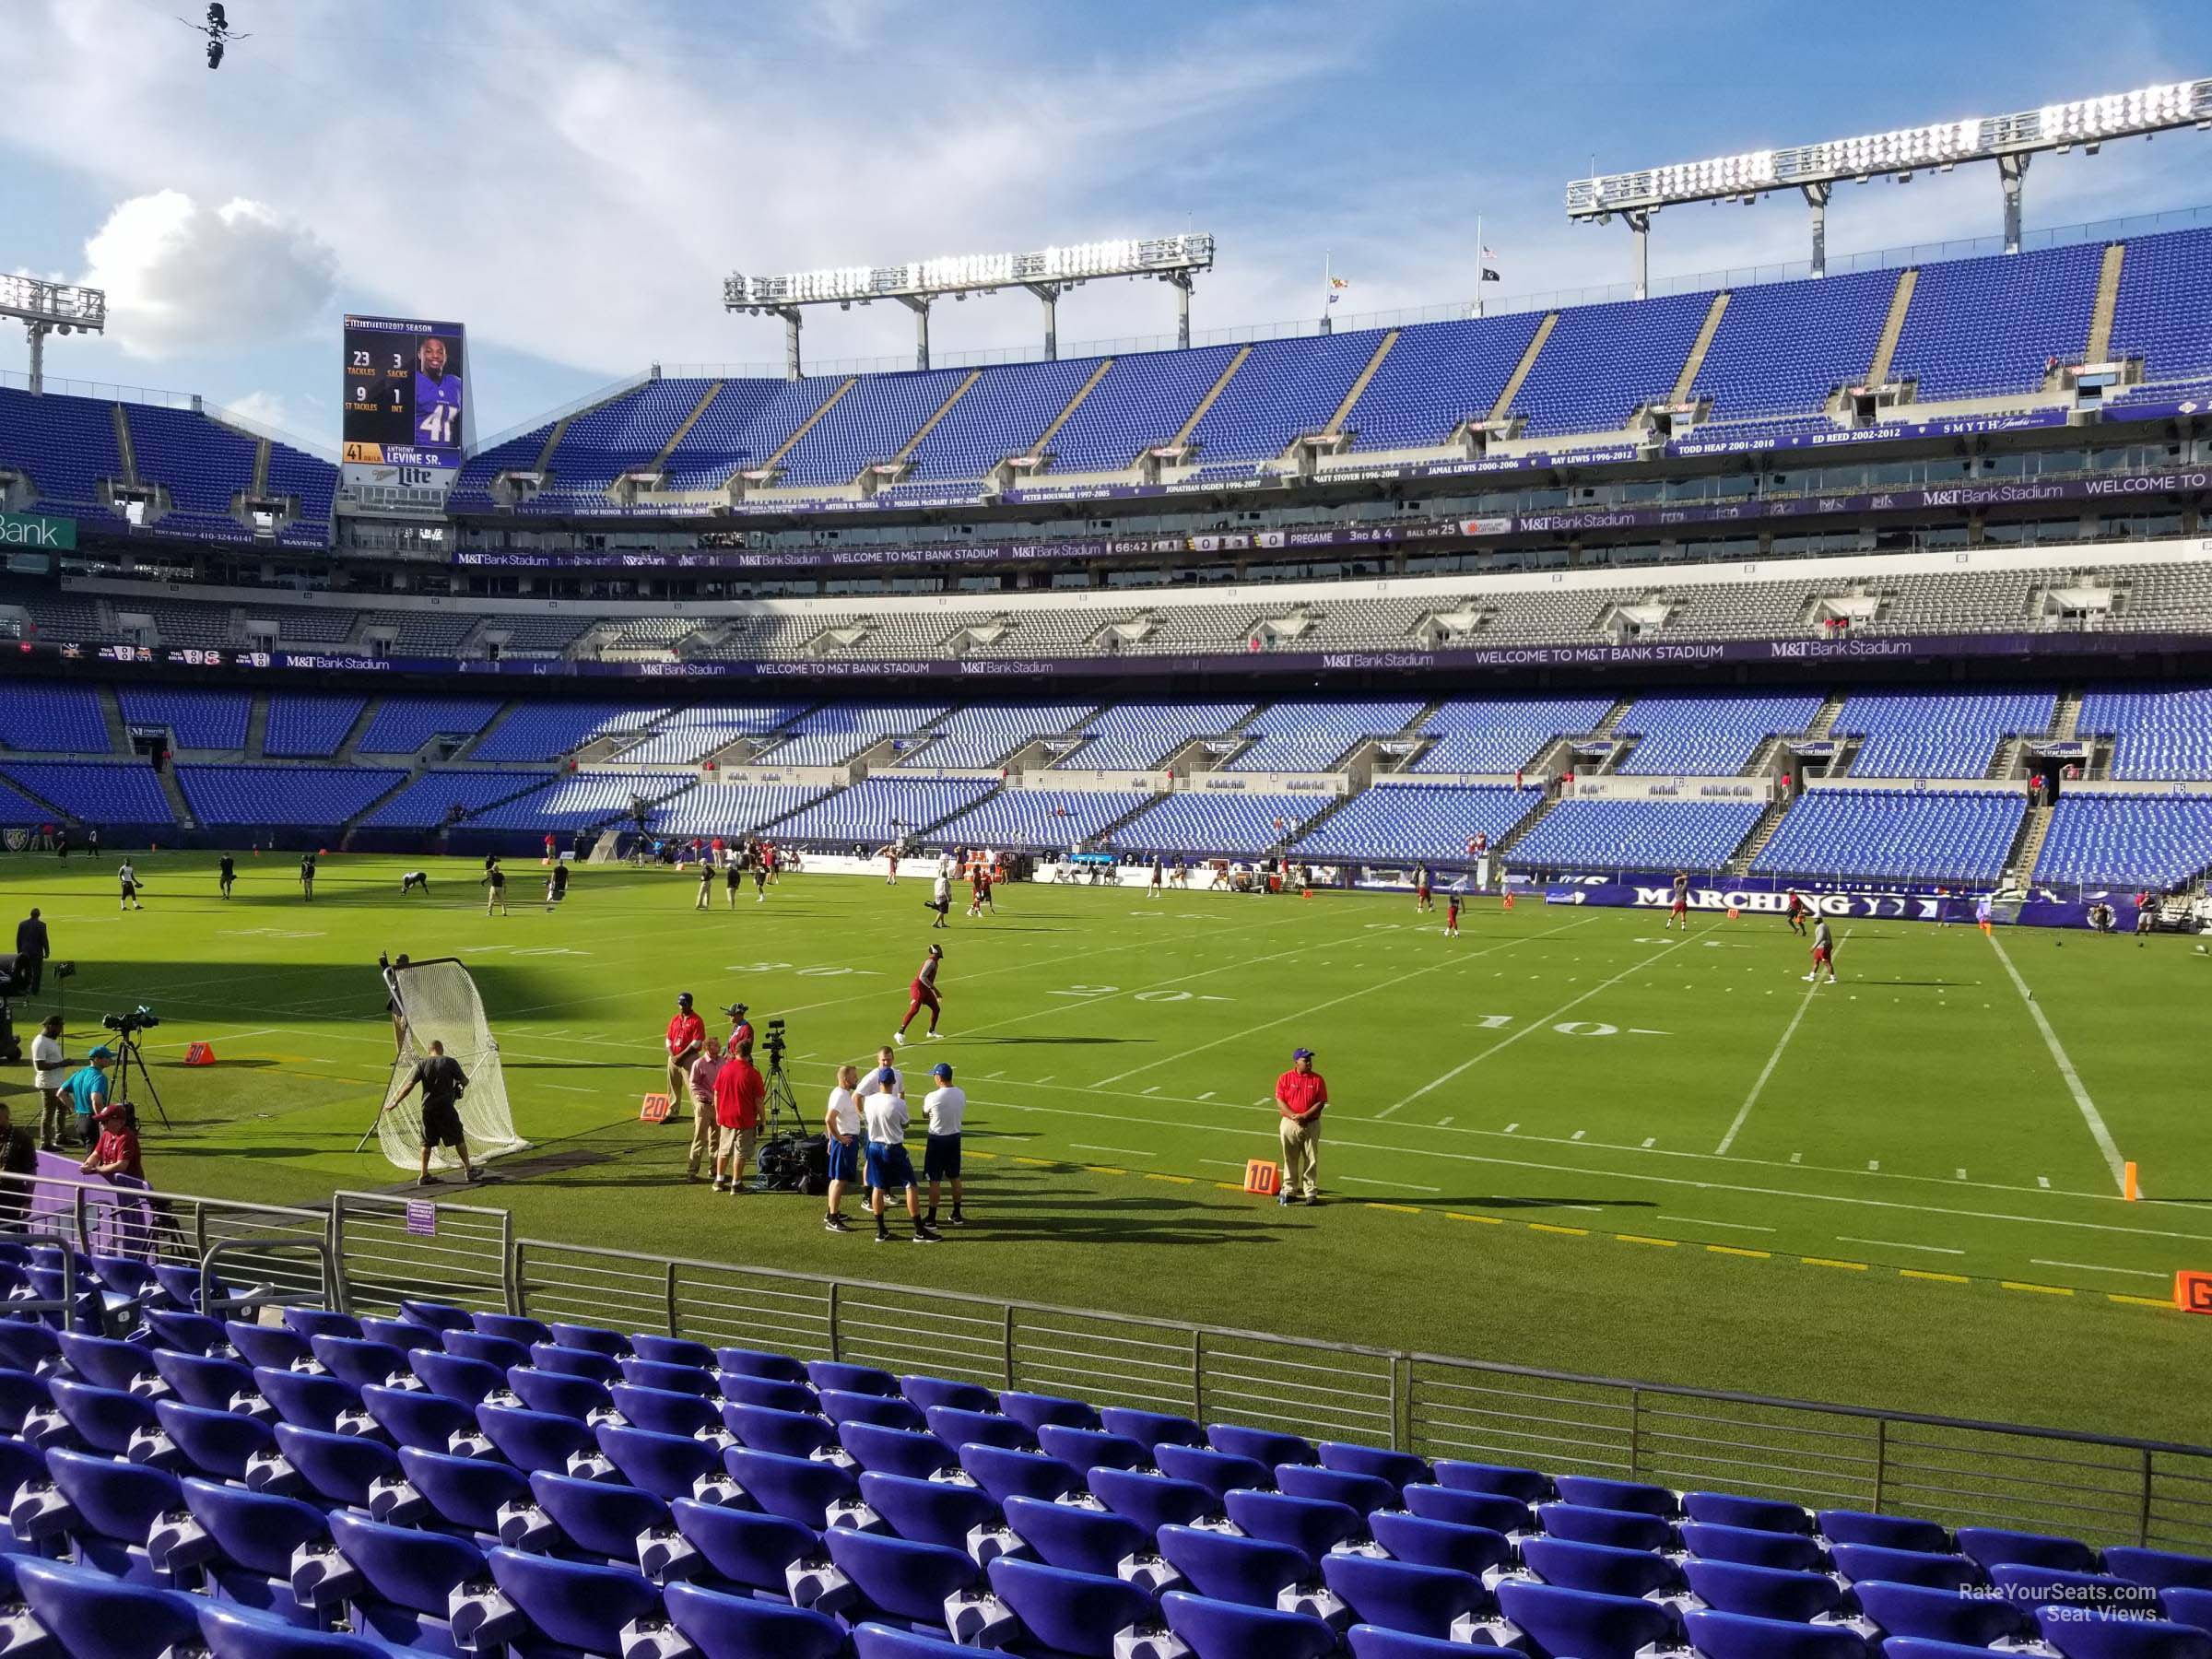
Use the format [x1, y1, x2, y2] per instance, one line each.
[3, 849, 2206, 1443]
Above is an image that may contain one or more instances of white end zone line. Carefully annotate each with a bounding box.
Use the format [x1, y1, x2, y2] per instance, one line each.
[1986, 930, 2127, 1192]
[1714, 926, 1850, 1154]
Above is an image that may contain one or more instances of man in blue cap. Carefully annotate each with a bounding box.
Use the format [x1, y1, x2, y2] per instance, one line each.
[1274, 1046, 1327, 1206]
[922, 1061, 967, 1229]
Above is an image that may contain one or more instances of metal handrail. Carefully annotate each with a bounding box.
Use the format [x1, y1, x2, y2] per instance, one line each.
[197, 1236, 346, 1317]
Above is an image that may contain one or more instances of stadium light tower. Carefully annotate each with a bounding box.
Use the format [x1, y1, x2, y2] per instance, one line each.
[724, 234, 1215, 378]
[1566, 77, 2212, 297]
[1, 275, 107, 394]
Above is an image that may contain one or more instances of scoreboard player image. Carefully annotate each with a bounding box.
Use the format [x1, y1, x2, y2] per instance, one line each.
[413, 337, 462, 449]
[341, 315, 467, 469]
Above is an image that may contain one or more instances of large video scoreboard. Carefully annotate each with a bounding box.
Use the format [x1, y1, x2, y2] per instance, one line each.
[341, 315, 467, 472]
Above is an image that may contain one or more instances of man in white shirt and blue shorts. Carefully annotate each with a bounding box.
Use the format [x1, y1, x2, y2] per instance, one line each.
[923, 1062, 967, 1229]
[862, 1065, 940, 1245]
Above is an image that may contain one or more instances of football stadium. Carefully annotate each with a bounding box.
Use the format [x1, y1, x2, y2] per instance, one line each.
[2, 10, 2212, 1654]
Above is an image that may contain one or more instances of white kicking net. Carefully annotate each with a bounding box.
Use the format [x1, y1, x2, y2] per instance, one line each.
[377, 959, 529, 1171]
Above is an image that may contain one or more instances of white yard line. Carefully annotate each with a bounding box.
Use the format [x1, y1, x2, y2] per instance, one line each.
[1835, 1236, 1965, 1255]
[1986, 930, 2127, 1192]
[1714, 930, 1848, 1155]
[2029, 1258, 2167, 1280]
[1660, 1218, 1776, 1232]
[1381, 922, 1714, 1117]
[1335, 1175, 1441, 1192]
[1071, 1144, 1159, 1159]
[1093, 917, 1595, 1090]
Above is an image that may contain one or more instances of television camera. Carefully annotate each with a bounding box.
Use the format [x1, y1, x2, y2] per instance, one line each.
[100, 1006, 171, 1129]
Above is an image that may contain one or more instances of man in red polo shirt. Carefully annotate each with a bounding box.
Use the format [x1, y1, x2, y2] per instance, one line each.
[713, 1040, 767, 1194]
[664, 993, 705, 1119]
[1275, 1046, 1327, 1206]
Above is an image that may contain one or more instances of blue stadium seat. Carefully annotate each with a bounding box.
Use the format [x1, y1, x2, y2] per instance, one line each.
[56, 1331, 159, 1391]
[2110, 1548, 2212, 1592]
[1088, 1466, 1216, 1534]
[620, 1356, 712, 1395]
[1682, 1490, 1812, 1534]
[47, 1378, 160, 1454]
[194, 1598, 388, 1656]
[472, 1312, 551, 1347]
[1521, 1535, 1684, 1598]
[2032, 1606, 2212, 1659]
[665, 1577, 846, 1659]
[1098, 1407, 1205, 1453]
[2163, 1587, 2212, 1630]
[476, 1404, 595, 1473]
[1829, 1542, 1983, 1589]
[1534, 1502, 1673, 1552]
[308, 1335, 409, 1393]
[13, 1556, 206, 1657]
[359, 1384, 474, 1453]
[408, 1349, 504, 1405]
[717, 1373, 818, 1415]
[1157, 1524, 1310, 1607]
[1553, 1475, 1677, 1517]
[959, 1442, 1083, 1506]
[838, 1421, 959, 1481]
[443, 1331, 532, 1371]
[1277, 1463, 1396, 1516]
[1959, 1524, 2099, 1573]
[1367, 1512, 1513, 1578]
[1424, 1460, 1548, 1512]
[165, 1477, 328, 1627]
[1494, 1579, 1676, 1659]
[1818, 1509, 1949, 1552]
[594, 1423, 719, 1501]
[1989, 1562, 2158, 1612]
[476, 1546, 661, 1654]
[0, 1371, 50, 1437]
[524, 1468, 669, 1566]
[248, 1368, 356, 1434]
[926, 1405, 1031, 1452]
[272, 1422, 401, 1508]
[1161, 1588, 1341, 1659]
[400, 1300, 474, 1333]
[1002, 1493, 1149, 1576]
[1320, 1551, 1490, 1639]
[1319, 1442, 1430, 1494]
[148, 1348, 254, 1411]
[901, 1374, 996, 1415]
[394, 1445, 531, 1535]
[821, 1389, 929, 1432]
[1851, 1577, 2036, 1646]
[147, 1311, 229, 1356]
[669, 1497, 820, 1597]
[1681, 1607, 1873, 1658]
[809, 1360, 899, 1397]
[1679, 1557, 1846, 1621]
[1153, 1444, 1270, 1500]
[504, 1366, 612, 1420]
[857, 1470, 999, 1551]
[853, 1620, 976, 1659]
[722, 1446, 857, 1529]
[717, 1347, 809, 1384]
[999, 1391, 1101, 1435]
[615, 1383, 721, 1439]
[822, 1525, 980, 1629]
[1403, 1482, 1535, 1535]
[358, 1316, 439, 1354]
[1036, 1424, 1148, 1477]
[33, 1447, 182, 1578]
[1222, 1488, 1365, 1563]
[1700, 1520, 1835, 1575]
[548, 1320, 629, 1357]
[154, 1398, 276, 1480]
[228, 1324, 312, 1371]
[1347, 1625, 1531, 1659]
[628, 1335, 712, 1370]
[723, 1403, 841, 1459]
[986, 1555, 1155, 1659]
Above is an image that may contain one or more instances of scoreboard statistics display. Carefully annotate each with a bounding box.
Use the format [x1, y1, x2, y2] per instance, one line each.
[341, 315, 466, 471]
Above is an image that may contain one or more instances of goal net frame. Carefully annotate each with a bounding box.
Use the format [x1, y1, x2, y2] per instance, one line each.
[376, 957, 530, 1171]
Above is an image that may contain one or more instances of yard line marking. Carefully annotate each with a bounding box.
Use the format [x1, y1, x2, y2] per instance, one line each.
[1661, 1218, 1775, 1232]
[1715, 929, 1847, 1155]
[1502, 1124, 1518, 1134]
[1072, 1143, 1158, 1159]
[1383, 921, 1711, 1115]
[2030, 1259, 2167, 1280]
[1437, 1116, 1454, 1128]
[1987, 929, 2127, 1191]
[1571, 1130, 1586, 1141]
[1036, 1076, 1054, 1084]
[150, 1027, 279, 1049]
[1095, 917, 1594, 1090]
[1789, 1153, 1803, 1164]
[1141, 1086, 1159, 1095]
[1337, 1175, 1441, 1192]
[1802, 1257, 1869, 1271]
[2037, 1176, 2051, 1189]
[1867, 1160, 1879, 1171]
[1837, 1237, 1965, 1255]
[1901, 1270, 1970, 1284]
[2002, 1281, 2075, 1296]
[1196, 1092, 1215, 1101]
[1955, 1169, 1967, 1181]
[1558, 1205, 1604, 1213]
[1641, 1137, 1655, 1148]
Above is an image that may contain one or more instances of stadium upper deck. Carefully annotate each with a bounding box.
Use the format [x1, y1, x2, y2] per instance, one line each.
[3, 227, 2210, 552]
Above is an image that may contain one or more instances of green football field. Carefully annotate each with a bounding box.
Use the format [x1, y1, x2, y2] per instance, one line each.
[2, 850, 2206, 1443]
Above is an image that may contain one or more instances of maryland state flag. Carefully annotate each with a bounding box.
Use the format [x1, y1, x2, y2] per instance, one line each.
[1327, 276, 1349, 305]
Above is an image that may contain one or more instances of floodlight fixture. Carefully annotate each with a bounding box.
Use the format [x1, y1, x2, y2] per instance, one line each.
[1565, 76, 2211, 294]
[724, 233, 1215, 377]
[0, 275, 107, 394]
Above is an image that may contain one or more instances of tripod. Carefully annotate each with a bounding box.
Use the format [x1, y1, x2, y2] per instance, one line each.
[763, 1055, 805, 1137]
[110, 1027, 172, 1130]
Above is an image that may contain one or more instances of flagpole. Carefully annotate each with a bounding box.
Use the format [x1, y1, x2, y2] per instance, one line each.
[1321, 249, 1334, 335]
[1474, 217, 1484, 318]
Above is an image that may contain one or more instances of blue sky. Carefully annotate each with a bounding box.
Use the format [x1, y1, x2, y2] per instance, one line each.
[5, 0, 2208, 447]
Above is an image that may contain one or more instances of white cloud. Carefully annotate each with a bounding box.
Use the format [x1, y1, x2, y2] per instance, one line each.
[81, 191, 338, 360]
[222, 389, 291, 430]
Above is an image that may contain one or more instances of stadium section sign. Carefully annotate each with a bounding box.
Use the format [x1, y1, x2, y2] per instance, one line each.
[341, 315, 468, 504]
[0, 512, 75, 550]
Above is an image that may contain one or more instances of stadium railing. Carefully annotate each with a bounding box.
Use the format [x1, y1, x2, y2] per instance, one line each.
[6, 1171, 2206, 1551]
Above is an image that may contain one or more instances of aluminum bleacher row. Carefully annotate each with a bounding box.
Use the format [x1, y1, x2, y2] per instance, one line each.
[414, 228, 2212, 509]
[0, 1263, 2205, 1659]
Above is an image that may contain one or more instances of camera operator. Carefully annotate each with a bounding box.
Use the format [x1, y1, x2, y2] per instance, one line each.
[31, 1016, 69, 1151]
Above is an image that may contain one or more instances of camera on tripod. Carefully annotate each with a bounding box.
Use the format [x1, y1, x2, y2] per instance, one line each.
[102, 1006, 161, 1035]
[762, 1018, 787, 1070]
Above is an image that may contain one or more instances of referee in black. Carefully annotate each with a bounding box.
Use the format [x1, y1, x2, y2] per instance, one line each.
[384, 1039, 483, 1186]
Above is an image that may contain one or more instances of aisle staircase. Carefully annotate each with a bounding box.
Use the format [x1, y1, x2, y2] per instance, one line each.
[1727, 797, 1794, 877]
[2006, 802, 2054, 887]
[243, 692, 271, 760]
